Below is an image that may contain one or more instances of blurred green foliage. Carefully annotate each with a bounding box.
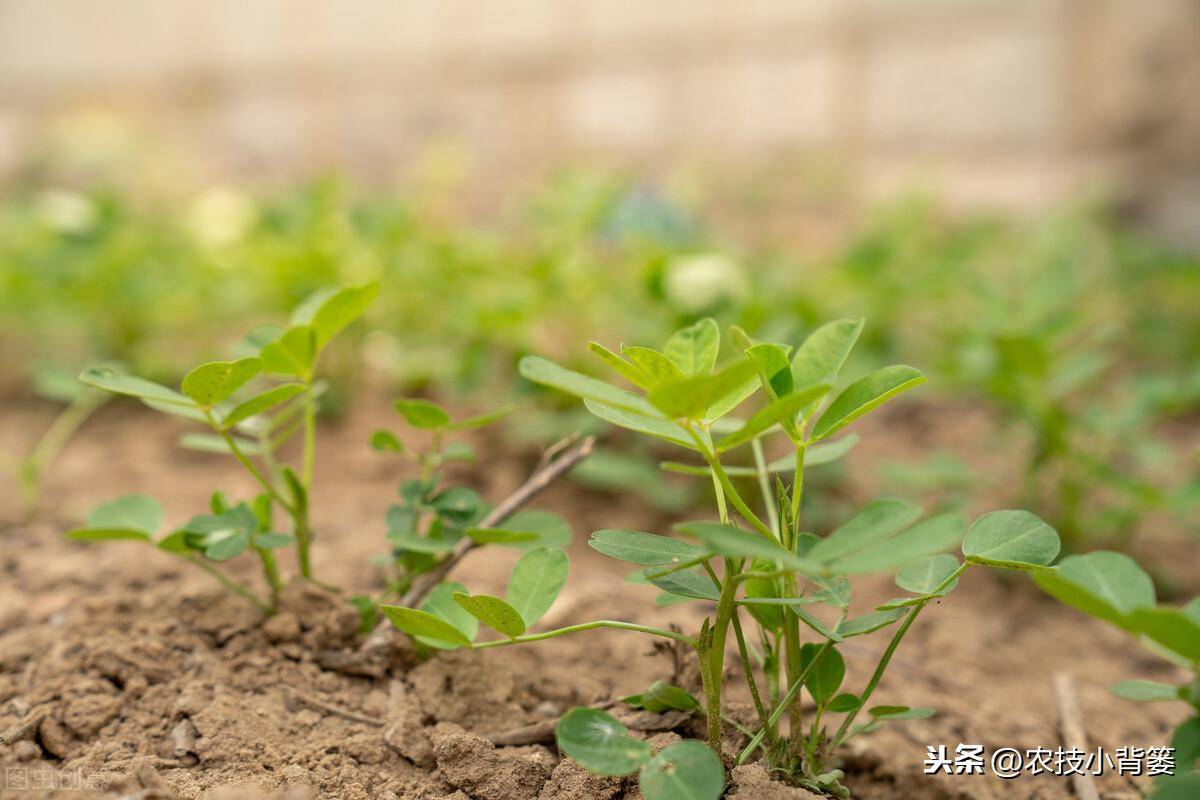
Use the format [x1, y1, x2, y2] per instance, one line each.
[1, 171, 1196, 542]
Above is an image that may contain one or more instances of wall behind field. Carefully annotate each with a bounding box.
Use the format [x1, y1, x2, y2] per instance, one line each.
[0, 0, 1197, 242]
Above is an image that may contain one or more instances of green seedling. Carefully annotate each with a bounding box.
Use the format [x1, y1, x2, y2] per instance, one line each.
[380, 317, 1064, 798]
[369, 396, 555, 600]
[67, 284, 379, 612]
[1032, 551, 1199, 798]
[3, 363, 107, 517]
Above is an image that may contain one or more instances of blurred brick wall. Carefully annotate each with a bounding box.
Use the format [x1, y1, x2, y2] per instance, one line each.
[0, 0, 1197, 240]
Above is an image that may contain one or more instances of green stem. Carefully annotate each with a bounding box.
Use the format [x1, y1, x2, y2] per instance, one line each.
[685, 424, 774, 539]
[302, 384, 317, 488]
[751, 438, 780, 540]
[185, 555, 271, 615]
[20, 395, 104, 513]
[737, 640, 832, 765]
[471, 620, 695, 649]
[732, 609, 777, 748]
[256, 547, 283, 609]
[830, 564, 969, 748]
[784, 441, 807, 750]
[790, 442, 806, 546]
[706, 565, 742, 749]
[213, 422, 294, 514]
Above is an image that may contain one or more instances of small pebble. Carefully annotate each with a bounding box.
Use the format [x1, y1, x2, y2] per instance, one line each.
[13, 740, 41, 761]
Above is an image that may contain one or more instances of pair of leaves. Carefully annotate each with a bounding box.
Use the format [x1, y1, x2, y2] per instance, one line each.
[623, 681, 700, 713]
[259, 283, 379, 378]
[556, 709, 723, 800]
[805, 500, 965, 579]
[381, 546, 569, 646]
[68, 494, 163, 542]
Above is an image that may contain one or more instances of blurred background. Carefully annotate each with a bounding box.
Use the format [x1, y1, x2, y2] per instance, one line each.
[1, 1, 1197, 552]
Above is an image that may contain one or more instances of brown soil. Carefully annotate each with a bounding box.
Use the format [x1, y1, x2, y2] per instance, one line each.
[0, 396, 1194, 799]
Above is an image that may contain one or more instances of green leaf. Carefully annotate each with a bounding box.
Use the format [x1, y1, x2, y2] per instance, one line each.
[677, 521, 814, 574]
[520, 356, 659, 416]
[746, 342, 793, 398]
[869, 706, 934, 720]
[80, 366, 198, 410]
[370, 430, 404, 452]
[647, 359, 759, 420]
[633, 681, 701, 713]
[179, 433, 261, 455]
[791, 606, 845, 642]
[639, 739, 724, 800]
[791, 319, 863, 404]
[827, 693, 861, 713]
[430, 486, 484, 525]
[447, 405, 515, 431]
[806, 499, 922, 565]
[811, 365, 926, 440]
[584, 399, 696, 449]
[646, 569, 720, 601]
[466, 528, 539, 545]
[259, 325, 317, 377]
[1111, 680, 1182, 702]
[252, 531, 294, 549]
[181, 358, 262, 408]
[1155, 773, 1200, 800]
[588, 342, 651, 389]
[833, 512, 966, 574]
[714, 383, 831, 452]
[453, 593, 527, 638]
[895, 554, 961, 595]
[836, 608, 907, 638]
[86, 494, 162, 535]
[387, 531, 456, 554]
[1127, 607, 1200, 662]
[419, 581, 478, 649]
[555, 708, 652, 776]
[68, 527, 152, 542]
[963, 510, 1060, 571]
[589, 530, 706, 566]
[623, 346, 685, 387]
[502, 510, 573, 549]
[506, 546, 569, 626]
[394, 398, 451, 429]
[380, 605, 474, 648]
[801, 643, 845, 705]
[306, 282, 379, 348]
[221, 383, 306, 428]
[156, 530, 190, 554]
[663, 318, 720, 377]
[1031, 551, 1155, 629]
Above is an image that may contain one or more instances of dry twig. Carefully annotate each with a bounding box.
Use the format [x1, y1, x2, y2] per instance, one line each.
[1053, 672, 1101, 800]
[283, 687, 384, 727]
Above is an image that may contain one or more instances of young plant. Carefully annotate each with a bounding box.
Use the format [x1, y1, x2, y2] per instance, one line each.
[380, 317, 1063, 798]
[369, 396, 551, 600]
[1033, 551, 1199, 798]
[4, 363, 107, 517]
[66, 283, 379, 613]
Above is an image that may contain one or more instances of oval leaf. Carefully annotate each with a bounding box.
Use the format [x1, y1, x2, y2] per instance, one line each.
[677, 521, 814, 575]
[555, 708, 652, 776]
[1031, 551, 1154, 629]
[834, 512, 966, 574]
[801, 643, 845, 705]
[394, 398, 451, 429]
[663, 318, 720, 377]
[807, 499, 922, 565]
[304, 283, 379, 347]
[453, 593, 526, 638]
[647, 359, 759, 420]
[420, 582, 479, 649]
[507, 546, 569, 626]
[963, 510, 1060, 571]
[380, 605, 473, 648]
[590, 530, 705, 566]
[520, 356, 660, 416]
[714, 383, 831, 452]
[638, 739, 724, 800]
[221, 383, 306, 429]
[791, 318, 864, 401]
[895, 554, 961, 595]
[812, 364, 925, 440]
[181, 358, 262, 408]
[86, 494, 163, 535]
[259, 325, 317, 377]
[1112, 680, 1182, 702]
[80, 366, 197, 410]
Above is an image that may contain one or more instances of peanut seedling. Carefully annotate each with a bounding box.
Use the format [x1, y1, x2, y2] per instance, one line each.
[381, 318, 1065, 798]
[67, 284, 379, 612]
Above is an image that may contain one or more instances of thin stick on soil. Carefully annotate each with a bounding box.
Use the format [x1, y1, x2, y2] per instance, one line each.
[1053, 672, 1101, 800]
[399, 434, 595, 608]
[283, 687, 384, 727]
